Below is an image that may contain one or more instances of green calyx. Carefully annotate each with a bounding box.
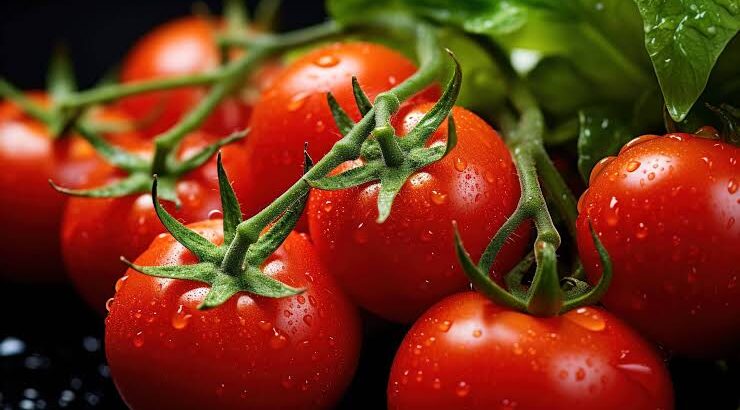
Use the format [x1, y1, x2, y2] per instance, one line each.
[454, 82, 612, 317]
[123, 151, 311, 309]
[308, 51, 461, 223]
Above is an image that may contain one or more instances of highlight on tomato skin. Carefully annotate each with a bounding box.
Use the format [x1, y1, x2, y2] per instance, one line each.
[387, 292, 675, 410]
[105, 219, 362, 410]
[576, 133, 740, 357]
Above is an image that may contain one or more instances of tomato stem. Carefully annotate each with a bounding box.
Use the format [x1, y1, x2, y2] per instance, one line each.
[219, 15, 446, 278]
[456, 81, 612, 316]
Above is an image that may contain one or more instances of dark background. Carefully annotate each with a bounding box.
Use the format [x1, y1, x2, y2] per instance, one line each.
[1, 1, 739, 409]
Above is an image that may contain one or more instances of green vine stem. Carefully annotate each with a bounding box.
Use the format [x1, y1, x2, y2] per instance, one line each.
[222, 15, 446, 272]
[127, 14, 451, 308]
[455, 81, 611, 317]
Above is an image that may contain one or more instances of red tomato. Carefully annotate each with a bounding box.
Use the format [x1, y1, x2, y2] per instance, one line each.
[0, 95, 139, 282]
[576, 133, 740, 356]
[118, 17, 260, 138]
[307, 105, 529, 323]
[105, 219, 361, 410]
[61, 132, 248, 312]
[242, 41, 439, 225]
[388, 292, 674, 410]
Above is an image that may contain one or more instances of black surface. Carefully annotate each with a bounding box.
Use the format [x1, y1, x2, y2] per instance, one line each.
[1, 1, 739, 409]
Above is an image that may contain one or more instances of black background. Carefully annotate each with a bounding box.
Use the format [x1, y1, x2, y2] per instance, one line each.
[1, 1, 739, 409]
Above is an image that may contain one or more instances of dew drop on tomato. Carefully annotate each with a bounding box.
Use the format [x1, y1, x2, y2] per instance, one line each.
[455, 381, 470, 397]
[171, 305, 192, 330]
[314, 55, 339, 68]
[565, 308, 606, 332]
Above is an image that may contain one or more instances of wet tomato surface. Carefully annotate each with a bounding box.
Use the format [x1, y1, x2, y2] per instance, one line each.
[388, 292, 674, 410]
[105, 220, 361, 410]
[577, 134, 739, 356]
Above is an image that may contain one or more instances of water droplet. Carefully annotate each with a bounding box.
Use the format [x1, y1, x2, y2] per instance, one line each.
[208, 209, 223, 220]
[287, 92, 309, 112]
[303, 315, 313, 326]
[424, 336, 436, 346]
[438, 320, 452, 332]
[315, 120, 326, 133]
[308, 295, 317, 307]
[727, 217, 736, 230]
[566, 308, 606, 331]
[270, 329, 288, 349]
[455, 381, 471, 397]
[626, 160, 641, 172]
[472, 329, 482, 338]
[647, 172, 655, 180]
[105, 298, 114, 312]
[558, 370, 568, 380]
[420, 230, 434, 242]
[575, 368, 586, 381]
[315, 55, 339, 67]
[172, 305, 192, 330]
[454, 157, 467, 172]
[322, 200, 333, 212]
[258, 320, 272, 331]
[609, 196, 618, 209]
[283, 310, 293, 318]
[635, 223, 648, 240]
[114, 276, 128, 292]
[430, 190, 447, 205]
[133, 332, 144, 348]
[353, 223, 368, 244]
[728, 178, 738, 194]
[432, 378, 442, 389]
[282, 375, 295, 389]
[415, 370, 424, 382]
[513, 343, 523, 355]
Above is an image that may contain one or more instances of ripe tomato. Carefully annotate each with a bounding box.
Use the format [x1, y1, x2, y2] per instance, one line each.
[576, 133, 739, 356]
[307, 105, 529, 323]
[242, 41, 439, 224]
[105, 219, 361, 410]
[118, 17, 264, 138]
[388, 292, 674, 410]
[61, 132, 248, 312]
[0, 94, 139, 282]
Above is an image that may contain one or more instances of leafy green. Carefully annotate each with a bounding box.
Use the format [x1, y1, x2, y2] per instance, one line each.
[576, 108, 634, 181]
[634, 0, 740, 122]
[329, 0, 653, 108]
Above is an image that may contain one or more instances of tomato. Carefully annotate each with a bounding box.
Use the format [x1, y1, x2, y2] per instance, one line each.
[61, 132, 248, 312]
[242, 41, 439, 224]
[119, 17, 268, 138]
[307, 104, 529, 323]
[0, 94, 139, 282]
[576, 133, 740, 356]
[388, 292, 674, 410]
[105, 219, 361, 410]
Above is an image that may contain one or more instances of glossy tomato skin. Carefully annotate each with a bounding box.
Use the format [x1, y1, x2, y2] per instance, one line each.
[106, 220, 361, 410]
[0, 95, 138, 282]
[62, 133, 249, 312]
[576, 134, 739, 357]
[118, 17, 252, 138]
[388, 292, 674, 410]
[307, 105, 529, 323]
[242, 42, 439, 224]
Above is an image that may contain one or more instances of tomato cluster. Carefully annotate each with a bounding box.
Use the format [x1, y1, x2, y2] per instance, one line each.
[1, 9, 737, 410]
